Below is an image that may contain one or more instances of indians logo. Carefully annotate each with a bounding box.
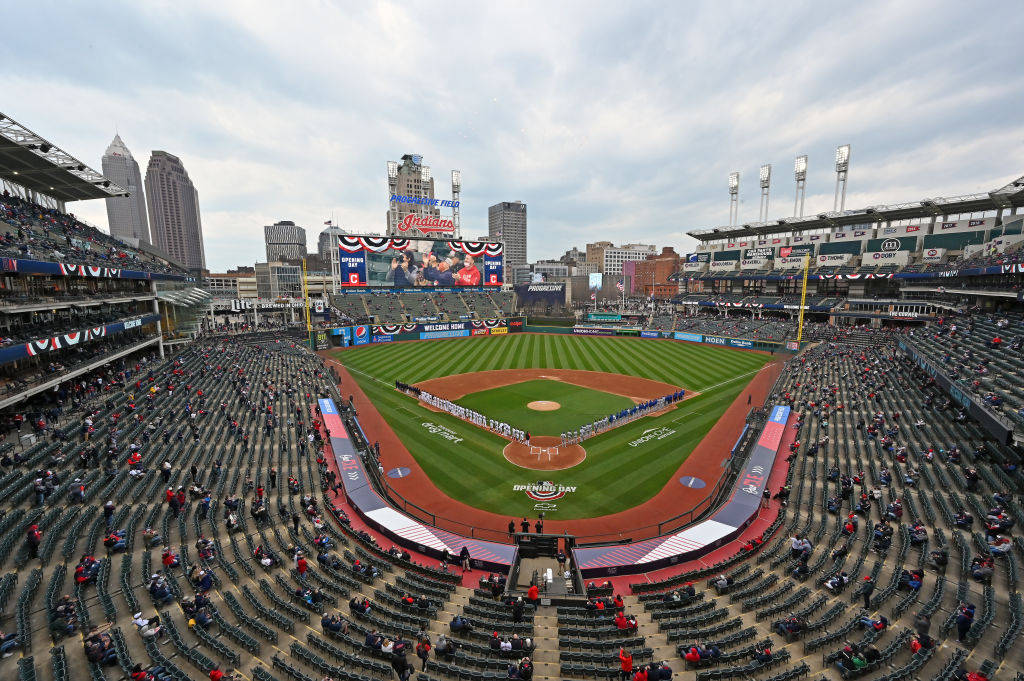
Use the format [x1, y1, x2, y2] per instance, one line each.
[514, 481, 576, 501]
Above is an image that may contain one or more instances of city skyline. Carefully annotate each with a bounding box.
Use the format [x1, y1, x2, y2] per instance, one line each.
[1, 2, 1022, 272]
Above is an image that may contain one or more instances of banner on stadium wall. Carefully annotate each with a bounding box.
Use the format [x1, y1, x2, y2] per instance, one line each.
[898, 338, 1013, 444]
[0, 257, 191, 281]
[640, 330, 660, 339]
[866, 236, 918, 252]
[369, 319, 508, 336]
[743, 248, 774, 259]
[339, 236, 503, 287]
[588, 313, 622, 321]
[514, 282, 566, 307]
[509, 318, 525, 333]
[353, 325, 370, 345]
[776, 245, 815, 258]
[729, 339, 753, 348]
[817, 253, 852, 265]
[371, 335, 393, 344]
[775, 256, 807, 269]
[740, 258, 770, 269]
[311, 331, 330, 350]
[709, 260, 739, 271]
[0, 313, 162, 367]
[572, 327, 617, 336]
[421, 329, 470, 339]
[922, 248, 947, 263]
[682, 261, 706, 271]
[674, 332, 702, 342]
[703, 335, 728, 345]
[686, 252, 712, 263]
[863, 250, 911, 266]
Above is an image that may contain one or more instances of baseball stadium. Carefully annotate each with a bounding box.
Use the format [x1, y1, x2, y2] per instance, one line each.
[3, 117, 1024, 681]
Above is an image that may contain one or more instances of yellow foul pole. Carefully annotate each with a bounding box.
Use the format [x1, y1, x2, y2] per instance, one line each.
[302, 258, 312, 333]
[796, 252, 810, 346]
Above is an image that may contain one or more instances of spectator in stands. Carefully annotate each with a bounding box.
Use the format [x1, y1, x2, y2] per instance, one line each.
[526, 582, 539, 608]
[0, 628, 20, 658]
[955, 603, 975, 642]
[618, 648, 634, 681]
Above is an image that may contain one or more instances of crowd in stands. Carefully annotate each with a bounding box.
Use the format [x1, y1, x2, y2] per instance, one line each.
[0, 193, 187, 275]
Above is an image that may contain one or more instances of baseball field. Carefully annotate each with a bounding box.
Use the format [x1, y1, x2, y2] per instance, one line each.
[334, 333, 769, 519]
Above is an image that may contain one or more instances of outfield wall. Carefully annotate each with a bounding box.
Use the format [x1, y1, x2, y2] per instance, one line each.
[328, 317, 790, 353]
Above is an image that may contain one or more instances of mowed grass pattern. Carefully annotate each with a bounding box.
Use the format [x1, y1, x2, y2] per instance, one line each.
[335, 334, 769, 519]
[457, 379, 636, 436]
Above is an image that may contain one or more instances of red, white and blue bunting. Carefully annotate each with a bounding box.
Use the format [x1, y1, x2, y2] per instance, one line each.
[0, 314, 161, 367]
[338, 236, 411, 253]
[446, 241, 503, 257]
[371, 323, 419, 335]
[471, 319, 507, 328]
[0, 257, 190, 281]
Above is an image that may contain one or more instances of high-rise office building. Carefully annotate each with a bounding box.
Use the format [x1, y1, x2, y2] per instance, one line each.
[264, 220, 307, 261]
[145, 151, 206, 270]
[318, 225, 348, 260]
[488, 201, 527, 272]
[101, 134, 150, 243]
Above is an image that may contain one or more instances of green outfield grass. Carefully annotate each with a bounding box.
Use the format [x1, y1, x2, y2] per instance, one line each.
[335, 334, 769, 519]
[456, 379, 636, 436]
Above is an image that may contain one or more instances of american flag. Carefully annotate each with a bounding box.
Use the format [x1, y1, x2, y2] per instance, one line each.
[616, 280, 624, 292]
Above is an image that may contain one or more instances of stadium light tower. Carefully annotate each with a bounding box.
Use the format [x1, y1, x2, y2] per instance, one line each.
[387, 160, 399, 235]
[758, 164, 772, 222]
[451, 169, 461, 239]
[794, 155, 808, 217]
[728, 172, 740, 226]
[834, 144, 851, 212]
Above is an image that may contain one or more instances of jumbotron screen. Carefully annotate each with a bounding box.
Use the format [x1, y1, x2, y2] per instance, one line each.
[338, 235, 504, 288]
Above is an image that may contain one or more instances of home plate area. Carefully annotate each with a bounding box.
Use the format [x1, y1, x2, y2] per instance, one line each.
[503, 435, 586, 471]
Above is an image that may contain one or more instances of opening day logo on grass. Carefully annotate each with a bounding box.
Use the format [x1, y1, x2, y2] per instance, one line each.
[514, 481, 578, 501]
[421, 422, 463, 443]
[627, 426, 677, 447]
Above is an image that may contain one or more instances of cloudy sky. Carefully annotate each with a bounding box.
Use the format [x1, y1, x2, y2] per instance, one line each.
[2, 1, 1023, 271]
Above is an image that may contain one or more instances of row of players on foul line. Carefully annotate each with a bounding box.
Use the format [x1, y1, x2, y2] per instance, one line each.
[396, 380, 686, 446]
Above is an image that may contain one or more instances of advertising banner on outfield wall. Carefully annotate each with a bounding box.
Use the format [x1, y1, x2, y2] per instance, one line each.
[421, 329, 471, 339]
[641, 330, 661, 339]
[674, 332, 703, 342]
[572, 327, 617, 336]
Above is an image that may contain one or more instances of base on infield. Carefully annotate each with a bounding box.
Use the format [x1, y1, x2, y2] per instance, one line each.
[503, 435, 586, 471]
[526, 400, 561, 411]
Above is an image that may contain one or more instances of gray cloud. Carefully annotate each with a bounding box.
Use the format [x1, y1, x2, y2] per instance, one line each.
[1, 0, 1022, 270]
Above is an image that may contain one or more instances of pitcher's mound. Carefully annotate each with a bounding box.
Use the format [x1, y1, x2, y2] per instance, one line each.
[503, 436, 586, 471]
[527, 400, 561, 411]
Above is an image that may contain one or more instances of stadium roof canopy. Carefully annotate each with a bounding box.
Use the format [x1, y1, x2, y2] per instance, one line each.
[0, 111, 127, 202]
[688, 173, 1024, 242]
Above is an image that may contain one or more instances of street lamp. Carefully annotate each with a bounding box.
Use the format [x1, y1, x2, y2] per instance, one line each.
[758, 164, 772, 222]
[794, 155, 808, 217]
[834, 144, 850, 212]
[728, 172, 739, 226]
